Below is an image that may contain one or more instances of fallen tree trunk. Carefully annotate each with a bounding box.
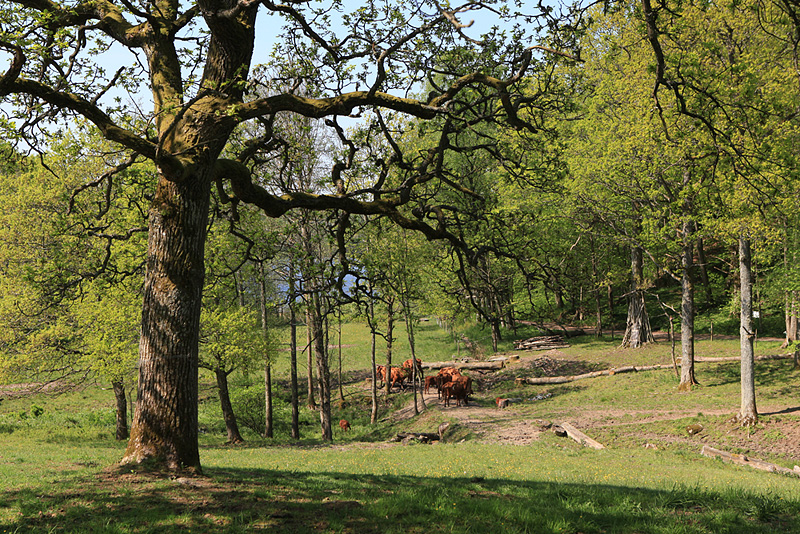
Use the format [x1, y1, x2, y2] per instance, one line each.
[687, 353, 793, 363]
[390, 432, 440, 444]
[423, 361, 504, 371]
[515, 364, 674, 385]
[701, 445, 800, 477]
[554, 422, 605, 449]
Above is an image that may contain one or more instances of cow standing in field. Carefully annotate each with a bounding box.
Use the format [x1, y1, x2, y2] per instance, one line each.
[424, 375, 438, 393]
[435, 367, 462, 398]
[449, 376, 472, 407]
[375, 364, 410, 391]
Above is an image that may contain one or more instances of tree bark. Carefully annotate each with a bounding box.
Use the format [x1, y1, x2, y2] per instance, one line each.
[288, 266, 300, 439]
[678, 219, 698, 391]
[310, 292, 333, 441]
[264, 363, 273, 439]
[385, 295, 395, 396]
[215, 368, 244, 444]
[305, 304, 317, 410]
[258, 262, 273, 439]
[738, 234, 758, 426]
[782, 229, 798, 349]
[621, 245, 654, 348]
[369, 281, 379, 424]
[122, 170, 211, 473]
[403, 298, 425, 414]
[112, 380, 128, 441]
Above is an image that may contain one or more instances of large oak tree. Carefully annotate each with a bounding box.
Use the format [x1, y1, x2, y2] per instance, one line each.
[0, 0, 566, 472]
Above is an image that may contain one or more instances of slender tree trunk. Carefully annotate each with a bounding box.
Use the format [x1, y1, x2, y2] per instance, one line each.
[112, 380, 128, 441]
[385, 296, 395, 396]
[621, 246, 654, 348]
[337, 309, 345, 403]
[122, 170, 210, 473]
[215, 368, 244, 444]
[590, 240, 602, 337]
[403, 298, 425, 414]
[369, 283, 379, 424]
[608, 285, 614, 339]
[490, 318, 501, 353]
[782, 230, 798, 348]
[678, 220, 698, 391]
[738, 235, 758, 426]
[305, 304, 317, 410]
[288, 267, 300, 439]
[264, 363, 273, 438]
[258, 263, 273, 438]
[310, 292, 332, 441]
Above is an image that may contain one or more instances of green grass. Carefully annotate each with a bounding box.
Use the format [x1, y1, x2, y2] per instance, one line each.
[2, 436, 800, 533]
[2, 321, 800, 532]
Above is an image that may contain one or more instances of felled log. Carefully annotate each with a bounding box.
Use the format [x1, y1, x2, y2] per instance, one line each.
[422, 361, 504, 371]
[390, 432, 441, 444]
[701, 445, 800, 477]
[513, 335, 569, 351]
[558, 422, 605, 450]
[686, 353, 793, 363]
[515, 364, 675, 385]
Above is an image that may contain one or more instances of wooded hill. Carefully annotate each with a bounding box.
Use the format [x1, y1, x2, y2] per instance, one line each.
[0, 0, 797, 472]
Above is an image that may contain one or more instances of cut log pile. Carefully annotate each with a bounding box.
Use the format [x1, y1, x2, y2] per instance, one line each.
[513, 335, 569, 351]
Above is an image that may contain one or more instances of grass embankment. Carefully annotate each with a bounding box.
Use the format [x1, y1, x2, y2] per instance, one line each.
[1, 320, 800, 533]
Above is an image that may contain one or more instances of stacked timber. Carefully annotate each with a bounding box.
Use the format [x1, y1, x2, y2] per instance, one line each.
[513, 335, 569, 351]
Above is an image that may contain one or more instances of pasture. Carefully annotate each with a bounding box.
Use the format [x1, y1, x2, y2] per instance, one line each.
[2, 319, 800, 533]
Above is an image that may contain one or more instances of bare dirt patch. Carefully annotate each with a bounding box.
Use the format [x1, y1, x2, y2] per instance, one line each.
[389, 356, 800, 467]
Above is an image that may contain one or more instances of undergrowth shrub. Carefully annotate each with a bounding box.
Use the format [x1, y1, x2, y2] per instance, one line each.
[230, 384, 317, 436]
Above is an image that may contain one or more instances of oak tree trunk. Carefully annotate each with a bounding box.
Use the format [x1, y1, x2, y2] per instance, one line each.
[122, 170, 211, 473]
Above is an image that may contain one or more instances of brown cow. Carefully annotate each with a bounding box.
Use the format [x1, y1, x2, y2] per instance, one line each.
[452, 375, 473, 395]
[376, 365, 410, 391]
[402, 358, 423, 371]
[339, 419, 351, 431]
[435, 367, 462, 398]
[424, 375, 438, 394]
[441, 382, 455, 407]
[449, 376, 472, 407]
[375, 365, 386, 387]
[389, 367, 410, 390]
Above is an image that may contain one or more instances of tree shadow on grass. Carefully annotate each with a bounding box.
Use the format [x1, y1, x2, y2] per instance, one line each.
[701, 360, 798, 389]
[2, 465, 797, 533]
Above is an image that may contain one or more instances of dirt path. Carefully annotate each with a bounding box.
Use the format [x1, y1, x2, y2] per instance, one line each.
[392, 385, 800, 462]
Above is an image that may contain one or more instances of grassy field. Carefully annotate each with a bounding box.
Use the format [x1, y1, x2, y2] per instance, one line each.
[2, 319, 800, 533]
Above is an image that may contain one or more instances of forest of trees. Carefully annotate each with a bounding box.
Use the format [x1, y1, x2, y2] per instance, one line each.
[0, 0, 798, 473]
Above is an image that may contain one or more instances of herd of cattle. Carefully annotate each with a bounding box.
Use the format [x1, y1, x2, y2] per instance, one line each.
[375, 358, 474, 407]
